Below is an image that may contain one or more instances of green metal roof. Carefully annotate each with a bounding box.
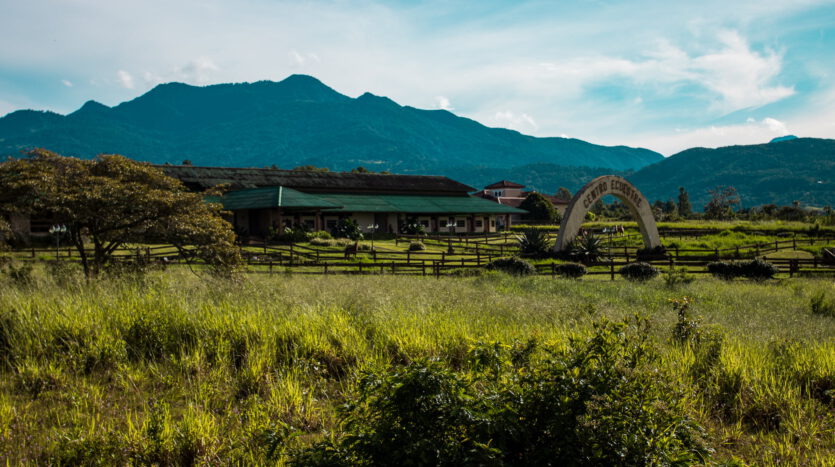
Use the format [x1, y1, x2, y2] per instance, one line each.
[211, 187, 526, 214]
[314, 193, 526, 214]
[216, 186, 341, 210]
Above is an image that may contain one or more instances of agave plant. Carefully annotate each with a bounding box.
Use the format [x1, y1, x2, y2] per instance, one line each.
[516, 229, 552, 258]
[570, 231, 603, 265]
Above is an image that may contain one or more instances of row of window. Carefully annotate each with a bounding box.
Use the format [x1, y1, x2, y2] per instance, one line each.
[294, 218, 498, 230]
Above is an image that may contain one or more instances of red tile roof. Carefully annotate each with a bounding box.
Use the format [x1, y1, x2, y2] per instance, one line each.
[484, 180, 525, 189]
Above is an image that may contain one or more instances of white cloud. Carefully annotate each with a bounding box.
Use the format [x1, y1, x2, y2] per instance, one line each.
[435, 96, 453, 110]
[141, 57, 220, 87]
[537, 29, 793, 114]
[116, 70, 134, 89]
[61, 79, 73, 87]
[289, 50, 321, 67]
[763, 117, 788, 134]
[491, 110, 539, 133]
[621, 117, 793, 155]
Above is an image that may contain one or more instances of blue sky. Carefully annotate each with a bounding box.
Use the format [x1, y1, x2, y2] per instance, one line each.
[1, 0, 834, 155]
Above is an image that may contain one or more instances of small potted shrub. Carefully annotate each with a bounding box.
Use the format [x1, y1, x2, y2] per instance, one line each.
[620, 262, 659, 281]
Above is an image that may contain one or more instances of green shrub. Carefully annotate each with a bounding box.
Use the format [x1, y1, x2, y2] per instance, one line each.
[707, 261, 741, 280]
[331, 219, 363, 240]
[516, 229, 552, 258]
[553, 262, 586, 278]
[485, 257, 536, 276]
[277, 226, 311, 243]
[399, 217, 426, 235]
[619, 262, 659, 281]
[708, 259, 779, 281]
[408, 241, 426, 251]
[291, 317, 710, 466]
[309, 230, 332, 240]
[739, 258, 779, 281]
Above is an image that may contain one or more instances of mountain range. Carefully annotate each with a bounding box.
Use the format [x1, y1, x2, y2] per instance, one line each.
[0, 74, 833, 208]
[0, 75, 660, 173]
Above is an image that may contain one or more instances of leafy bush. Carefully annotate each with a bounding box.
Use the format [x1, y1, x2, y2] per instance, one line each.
[331, 219, 363, 240]
[291, 317, 710, 466]
[740, 258, 779, 281]
[619, 262, 659, 281]
[408, 241, 426, 251]
[485, 257, 536, 276]
[275, 225, 312, 243]
[553, 262, 586, 278]
[309, 230, 332, 240]
[707, 259, 779, 281]
[516, 229, 552, 258]
[399, 217, 426, 235]
[707, 261, 742, 280]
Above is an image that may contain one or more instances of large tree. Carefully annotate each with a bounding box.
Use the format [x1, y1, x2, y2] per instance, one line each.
[0, 149, 241, 277]
[519, 192, 560, 223]
[703, 186, 740, 220]
[677, 187, 692, 218]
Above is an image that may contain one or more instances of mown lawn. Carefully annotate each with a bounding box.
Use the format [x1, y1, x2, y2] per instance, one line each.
[0, 266, 833, 464]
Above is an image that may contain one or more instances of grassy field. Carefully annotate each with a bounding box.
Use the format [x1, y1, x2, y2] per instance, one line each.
[1, 265, 834, 465]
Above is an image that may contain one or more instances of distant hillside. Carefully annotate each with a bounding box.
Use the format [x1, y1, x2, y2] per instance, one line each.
[442, 164, 628, 194]
[629, 138, 835, 208]
[0, 75, 661, 173]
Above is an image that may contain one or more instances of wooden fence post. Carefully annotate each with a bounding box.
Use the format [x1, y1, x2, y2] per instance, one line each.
[610, 260, 615, 281]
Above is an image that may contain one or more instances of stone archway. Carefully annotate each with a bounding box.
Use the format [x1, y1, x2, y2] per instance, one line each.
[554, 175, 661, 252]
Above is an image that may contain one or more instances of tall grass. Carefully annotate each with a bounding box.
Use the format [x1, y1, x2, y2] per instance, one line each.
[0, 266, 833, 464]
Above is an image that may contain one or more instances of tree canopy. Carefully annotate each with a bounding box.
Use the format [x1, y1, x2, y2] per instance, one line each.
[519, 192, 560, 223]
[703, 186, 740, 220]
[0, 149, 241, 277]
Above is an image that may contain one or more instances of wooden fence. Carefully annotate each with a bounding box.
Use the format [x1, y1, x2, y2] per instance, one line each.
[8, 235, 835, 279]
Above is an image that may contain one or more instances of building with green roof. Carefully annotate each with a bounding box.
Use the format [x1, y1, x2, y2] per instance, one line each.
[163, 165, 525, 237]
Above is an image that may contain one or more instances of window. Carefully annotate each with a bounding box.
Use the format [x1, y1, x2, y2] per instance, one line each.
[440, 220, 448, 228]
[492, 190, 503, 197]
[326, 219, 337, 229]
[491, 220, 496, 227]
[475, 220, 483, 228]
[456, 220, 465, 228]
[420, 220, 429, 227]
[303, 219, 315, 229]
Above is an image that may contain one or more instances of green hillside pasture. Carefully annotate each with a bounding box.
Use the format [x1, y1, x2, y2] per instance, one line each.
[0, 269, 833, 464]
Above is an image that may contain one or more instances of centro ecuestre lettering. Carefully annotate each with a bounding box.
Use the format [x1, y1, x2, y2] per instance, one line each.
[581, 179, 643, 209]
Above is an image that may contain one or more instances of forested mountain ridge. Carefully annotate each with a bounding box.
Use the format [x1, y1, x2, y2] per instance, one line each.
[628, 138, 835, 208]
[0, 75, 661, 173]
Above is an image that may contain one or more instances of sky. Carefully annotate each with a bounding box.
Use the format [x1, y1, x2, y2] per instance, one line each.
[1, 0, 834, 155]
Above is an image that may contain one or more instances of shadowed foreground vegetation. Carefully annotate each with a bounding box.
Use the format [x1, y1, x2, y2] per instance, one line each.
[0, 267, 833, 465]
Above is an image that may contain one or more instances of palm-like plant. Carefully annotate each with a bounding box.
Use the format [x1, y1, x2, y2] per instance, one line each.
[570, 231, 603, 265]
[516, 229, 552, 258]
